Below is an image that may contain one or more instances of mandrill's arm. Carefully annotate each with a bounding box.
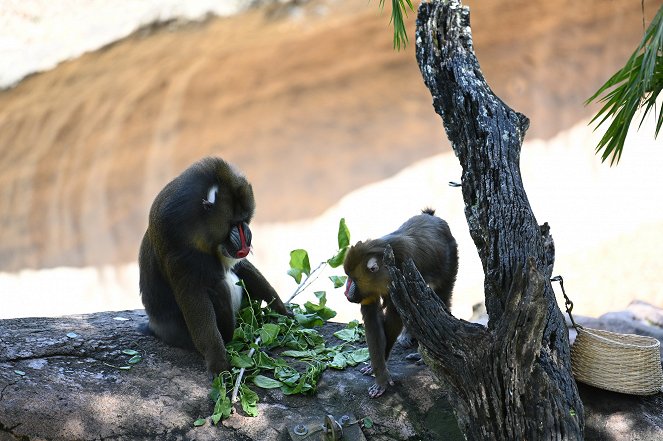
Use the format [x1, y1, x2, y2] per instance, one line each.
[233, 260, 290, 316]
[174, 285, 229, 376]
[360, 302, 394, 398]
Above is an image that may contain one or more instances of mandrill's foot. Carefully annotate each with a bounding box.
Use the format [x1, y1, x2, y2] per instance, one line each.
[404, 352, 423, 363]
[360, 364, 373, 376]
[368, 379, 394, 398]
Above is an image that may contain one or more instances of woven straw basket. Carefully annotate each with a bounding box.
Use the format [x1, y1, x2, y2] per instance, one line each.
[571, 326, 663, 395]
[552, 276, 663, 396]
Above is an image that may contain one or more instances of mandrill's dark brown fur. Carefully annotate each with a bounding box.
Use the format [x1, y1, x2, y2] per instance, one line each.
[139, 157, 289, 376]
[343, 208, 458, 397]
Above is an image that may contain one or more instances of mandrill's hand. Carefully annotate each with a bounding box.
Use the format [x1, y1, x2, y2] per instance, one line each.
[206, 352, 231, 379]
[281, 303, 295, 318]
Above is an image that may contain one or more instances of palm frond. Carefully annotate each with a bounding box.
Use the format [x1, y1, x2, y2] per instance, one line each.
[379, 0, 415, 50]
[586, 5, 663, 165]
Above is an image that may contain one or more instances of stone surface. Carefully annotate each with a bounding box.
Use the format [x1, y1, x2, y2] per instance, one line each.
[3, 307, 663, 440]
[0, 310, 463, 440]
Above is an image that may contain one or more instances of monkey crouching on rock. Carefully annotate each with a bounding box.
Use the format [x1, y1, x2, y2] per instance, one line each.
[139, 157, 289, 377]
[343, 209, 458, 397]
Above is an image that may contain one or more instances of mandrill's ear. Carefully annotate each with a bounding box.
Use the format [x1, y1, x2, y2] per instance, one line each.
[367, 256, 379, 273]
[203, 185, 219, 211]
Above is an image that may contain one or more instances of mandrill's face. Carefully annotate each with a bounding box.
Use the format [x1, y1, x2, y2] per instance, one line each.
[343, 244, 390, 306]
[190, 160, 256, 267]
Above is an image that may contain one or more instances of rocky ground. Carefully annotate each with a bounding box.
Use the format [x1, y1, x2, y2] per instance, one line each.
[1, 307, 662, 440]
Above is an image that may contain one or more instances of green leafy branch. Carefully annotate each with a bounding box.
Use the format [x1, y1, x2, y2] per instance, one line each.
[193, 219, 369, 426]
[200, 296, 368, 425]
[285, 218, 350, 304]
[380, 0, 415, 50]
[195, 219, 368, 425]
[586, 5, 662, 165]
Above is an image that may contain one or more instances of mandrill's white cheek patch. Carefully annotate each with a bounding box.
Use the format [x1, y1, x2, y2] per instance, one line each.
[207, 185, 219, 204]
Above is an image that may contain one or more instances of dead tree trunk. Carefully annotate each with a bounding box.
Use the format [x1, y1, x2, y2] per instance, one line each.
[387, 1, 584, 439]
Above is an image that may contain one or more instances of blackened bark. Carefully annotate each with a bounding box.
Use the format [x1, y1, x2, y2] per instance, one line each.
[387, 0, 584, 439]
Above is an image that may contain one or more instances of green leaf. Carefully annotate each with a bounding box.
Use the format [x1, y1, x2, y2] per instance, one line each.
[329, 275, 347, 288]
[254, 352, 281, 370]
[282, 332, 308, 350]
[122, 349, 139, 356]
[253, 375, 284, 389]
[363, 417, 374, 429]
[193, 418, 207, 427]
[127, 355, 142, 364]
[301, 361, 326, 393]
[258, 323, 280, 345]
[212, 395, 232, 424]
[305, 305, 337, 321]
[294, 313, 324, 328]
[210, 374, 226, 402]
[232, 326, 246, 343]
[288, 249, 311, 284]
[211, 379, 232, 424]
[337, 218, 351, 249]
[230, 353, 254, 369]
[334, 320, 364, 342]
[329, 352, 348, 370]
[333, 328, 357, 342]
[303, 292, 337, 321]
[239, 384, 259, 417]
[274, 366, 300, 386]
[347, 348, 370, 365]
[281, 349, 315, 358]
[14, 370, 25, 376]
[327, 247, 347, 268]
[298, 328, 325, 347]
[281, 382, 307, 395]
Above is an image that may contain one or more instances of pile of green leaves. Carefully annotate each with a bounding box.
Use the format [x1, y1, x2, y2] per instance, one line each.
[203, 295, 367, 424]
[199, 218, 368, 425]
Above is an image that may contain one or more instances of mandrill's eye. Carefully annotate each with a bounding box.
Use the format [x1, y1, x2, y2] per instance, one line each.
[203, 185, 219, 210]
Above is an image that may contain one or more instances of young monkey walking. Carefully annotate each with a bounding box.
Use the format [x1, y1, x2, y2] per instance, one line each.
[343, 209, 458, 397]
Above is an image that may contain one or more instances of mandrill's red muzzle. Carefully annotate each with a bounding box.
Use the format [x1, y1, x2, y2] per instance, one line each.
[344, 278, 359, 303]
[228, 222, 252, 259]
[236, 223, 250, 258]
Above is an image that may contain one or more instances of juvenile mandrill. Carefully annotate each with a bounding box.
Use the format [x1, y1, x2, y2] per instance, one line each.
[343, 209, 458, 398]
[139, 157, 289, 376]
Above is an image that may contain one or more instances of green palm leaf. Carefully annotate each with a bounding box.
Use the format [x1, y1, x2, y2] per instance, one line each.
[587, 5, 663, 165]
[379, 0, 415, 50]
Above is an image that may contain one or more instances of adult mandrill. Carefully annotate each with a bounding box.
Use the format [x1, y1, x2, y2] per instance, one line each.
[343, 208, 458, 397]
[139, 157, 289, 376]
